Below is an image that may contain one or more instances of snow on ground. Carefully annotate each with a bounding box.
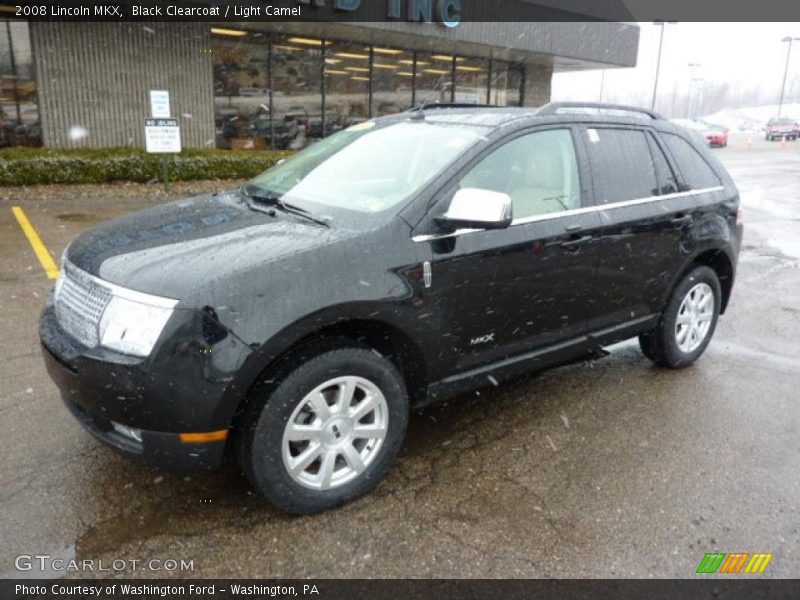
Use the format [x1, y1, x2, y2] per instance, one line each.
[702, 103, 800, 131]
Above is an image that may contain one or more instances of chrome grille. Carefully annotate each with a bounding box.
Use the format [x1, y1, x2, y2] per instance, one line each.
[54, 264, 112, 348]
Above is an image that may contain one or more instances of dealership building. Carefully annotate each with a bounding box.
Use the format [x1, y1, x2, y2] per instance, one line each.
[0, 16, 639, 151]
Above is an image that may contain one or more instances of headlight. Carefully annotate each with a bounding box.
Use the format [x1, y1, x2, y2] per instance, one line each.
[53, 245, 69, 297]
[98, 295, 175, 357]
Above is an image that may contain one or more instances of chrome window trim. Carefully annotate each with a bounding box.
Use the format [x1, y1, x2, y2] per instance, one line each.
[64, 261, 179, 309]
[412, 186, 724, 243]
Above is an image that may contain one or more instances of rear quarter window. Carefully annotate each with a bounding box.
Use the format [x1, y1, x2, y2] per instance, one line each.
[661, 132, 722, 190]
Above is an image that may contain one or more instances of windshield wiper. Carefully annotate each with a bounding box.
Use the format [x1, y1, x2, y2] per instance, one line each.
[241, 185, 330, 228]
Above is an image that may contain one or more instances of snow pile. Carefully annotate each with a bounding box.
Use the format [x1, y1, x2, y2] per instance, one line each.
[701, 103, 800, 130]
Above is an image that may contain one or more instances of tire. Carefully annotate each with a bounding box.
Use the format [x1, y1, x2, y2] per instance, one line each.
[236, 347, 409, 514]
[638, 265, 721, 369]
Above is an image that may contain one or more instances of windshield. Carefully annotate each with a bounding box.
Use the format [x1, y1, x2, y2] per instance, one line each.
[248, 120, 484, 215]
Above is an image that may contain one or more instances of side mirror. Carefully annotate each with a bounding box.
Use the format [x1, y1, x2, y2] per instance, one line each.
[436, 188, 513, 231]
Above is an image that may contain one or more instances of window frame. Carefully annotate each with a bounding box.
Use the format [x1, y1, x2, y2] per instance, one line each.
[459, 126, 585, 223]
[579, 124, 665, 207]
[414, 124, 593, 234]
[645, 130, 680, 196]
[656, 131, 723, 192]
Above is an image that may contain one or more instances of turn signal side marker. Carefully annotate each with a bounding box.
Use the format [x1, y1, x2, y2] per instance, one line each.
[179, 430, 229, 443]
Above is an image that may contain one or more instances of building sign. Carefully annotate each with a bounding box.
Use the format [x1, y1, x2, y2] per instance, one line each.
[149, 90, 171, 118]
[144, 118, 181, 153]
[296, 0, 461, 26]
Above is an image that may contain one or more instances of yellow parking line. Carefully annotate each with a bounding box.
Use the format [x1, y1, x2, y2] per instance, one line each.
[11, 206, 60, 280]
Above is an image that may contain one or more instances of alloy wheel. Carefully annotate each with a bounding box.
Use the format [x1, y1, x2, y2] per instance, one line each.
[675, 282, 714, 354]
[281, 376, 389, 491]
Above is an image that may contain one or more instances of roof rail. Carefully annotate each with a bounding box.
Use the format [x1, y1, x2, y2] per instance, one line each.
[407, 102, 496, 112]
[536, 102, 663, 120]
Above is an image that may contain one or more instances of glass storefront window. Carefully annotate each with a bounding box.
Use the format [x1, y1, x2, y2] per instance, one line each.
[371, 47, 413, 116]
[271, 36, 323, 148]
[213, 31, 324, 151]
[0, 20, 41, 147]
[212, 30, 271, 150]
[211, 30, 527, 150]
[414, 52, 454, 105]
[454, 58, 489, 104]
[323, 41, 370, 134]
[490, 61, 523, 107]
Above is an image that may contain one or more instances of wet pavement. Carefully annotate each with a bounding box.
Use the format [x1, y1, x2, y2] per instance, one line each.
[1, 133, 798, 579]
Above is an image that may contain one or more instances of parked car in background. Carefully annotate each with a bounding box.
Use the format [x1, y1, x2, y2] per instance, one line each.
[285, 106, 310, 132]
[671, 119, 727, 148]
[307, 111, 344, 139]
[669, 118, 711, 146]
[765, 118, 797, 141]
[704, 124, 728, 147]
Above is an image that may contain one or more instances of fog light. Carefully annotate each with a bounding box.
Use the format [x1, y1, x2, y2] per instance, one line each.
[111, 421, 143, 443]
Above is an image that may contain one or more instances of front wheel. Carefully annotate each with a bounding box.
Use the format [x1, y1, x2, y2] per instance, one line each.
[236, 348, 409, 514]
[639, 265, 721, 369]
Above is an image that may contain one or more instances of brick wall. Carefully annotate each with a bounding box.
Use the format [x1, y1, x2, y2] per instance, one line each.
[30, 22, 215, 149]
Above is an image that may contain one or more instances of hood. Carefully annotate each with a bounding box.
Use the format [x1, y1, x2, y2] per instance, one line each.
[66, 191, 352, 302]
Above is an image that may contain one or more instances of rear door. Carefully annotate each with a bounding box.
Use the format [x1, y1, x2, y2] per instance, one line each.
[583, 125, 698, 330]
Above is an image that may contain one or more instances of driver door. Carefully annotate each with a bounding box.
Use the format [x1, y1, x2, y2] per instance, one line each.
[412, 127, 603, 377]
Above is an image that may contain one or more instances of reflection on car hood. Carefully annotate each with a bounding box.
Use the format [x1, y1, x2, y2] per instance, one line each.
[66, 191, 349, 301]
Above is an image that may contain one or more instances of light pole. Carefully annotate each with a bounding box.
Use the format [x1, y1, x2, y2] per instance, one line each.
[778, 37, 800, 118]
[599, 69, 606, 102]
[689, 78, 704, 118]
[651, 21, 678, 111]
[686, 63, 701, 118]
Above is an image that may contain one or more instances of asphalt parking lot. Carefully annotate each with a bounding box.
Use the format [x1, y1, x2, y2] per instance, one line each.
[1, 132, 799, 579]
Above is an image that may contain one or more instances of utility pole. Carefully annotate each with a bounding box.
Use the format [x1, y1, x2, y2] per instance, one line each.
[651, 21, 678, 111]
[778, 37, 800, 117]
[599, 70, 606, 103]
[686, 63, 701, 118]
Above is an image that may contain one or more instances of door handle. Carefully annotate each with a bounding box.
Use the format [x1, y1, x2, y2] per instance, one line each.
[560, 235, 592, 250]
[670, 214, 692, 226]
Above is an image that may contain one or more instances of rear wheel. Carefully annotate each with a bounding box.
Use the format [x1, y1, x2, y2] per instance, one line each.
[639, 265, 721, 369]
[236, 348, 409, 514]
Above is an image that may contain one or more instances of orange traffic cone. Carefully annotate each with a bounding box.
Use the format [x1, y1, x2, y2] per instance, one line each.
[745, 137, 753, 149]
[781, 136, 787, 149]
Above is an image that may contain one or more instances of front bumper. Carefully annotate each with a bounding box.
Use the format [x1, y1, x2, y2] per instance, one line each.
[56, 383, 225, 471]
[40, 297, 253, 471]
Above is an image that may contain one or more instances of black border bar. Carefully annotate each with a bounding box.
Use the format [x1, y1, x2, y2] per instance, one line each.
[6, 0, 800, 22]
[5, 579, 800, 600]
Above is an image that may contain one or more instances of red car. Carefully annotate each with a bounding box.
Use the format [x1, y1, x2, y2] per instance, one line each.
[704, 124, 728, 147]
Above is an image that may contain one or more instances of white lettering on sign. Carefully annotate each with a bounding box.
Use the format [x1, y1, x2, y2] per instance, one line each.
[144, 118, 181, 153]
[149, 90, 171, 118]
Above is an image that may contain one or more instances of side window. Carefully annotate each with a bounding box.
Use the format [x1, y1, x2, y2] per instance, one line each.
[647, 134, 679, 195]
[460, 129, 581, 220]
[584, 128, 659, 203]
[661, 133, 722, 190]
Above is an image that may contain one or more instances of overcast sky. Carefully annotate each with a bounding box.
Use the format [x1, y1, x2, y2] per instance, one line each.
[553, 22, 800, 106]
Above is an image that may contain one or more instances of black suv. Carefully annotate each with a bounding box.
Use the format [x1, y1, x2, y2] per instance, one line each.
[40, 103, 742, 513]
